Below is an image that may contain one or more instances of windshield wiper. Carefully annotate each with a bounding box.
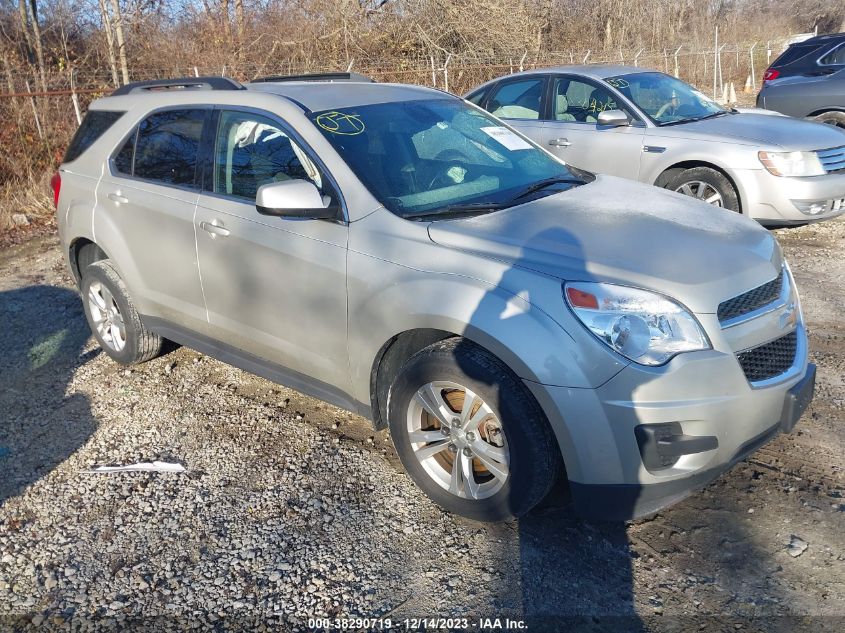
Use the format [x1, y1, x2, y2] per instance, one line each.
[403, 201, 514, 221]
[659, 111, 728, 126]
[510, 176, 585, 202]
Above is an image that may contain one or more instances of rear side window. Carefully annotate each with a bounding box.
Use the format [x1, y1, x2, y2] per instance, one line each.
[487, 79, 545, 120]
[132, 109, 206, 186]
[771, 43, 823, 67]
[820, 43, 845, 65]
[64, 110, 124, 163]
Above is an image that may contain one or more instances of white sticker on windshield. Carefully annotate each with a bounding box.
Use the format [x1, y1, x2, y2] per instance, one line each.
[480, 126, 532, 151]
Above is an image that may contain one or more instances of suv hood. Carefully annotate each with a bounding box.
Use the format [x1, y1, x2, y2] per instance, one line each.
[656, 112, 845, 150]
[427, 176, 779, 314]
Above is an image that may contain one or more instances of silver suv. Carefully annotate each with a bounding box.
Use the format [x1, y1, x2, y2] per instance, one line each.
[54, 74, 816, 522]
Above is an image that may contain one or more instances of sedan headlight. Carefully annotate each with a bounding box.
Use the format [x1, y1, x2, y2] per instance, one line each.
[564, 282, 710, 366]
[758, 150, 825, 177]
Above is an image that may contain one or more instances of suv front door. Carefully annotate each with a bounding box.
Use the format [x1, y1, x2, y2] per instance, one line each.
[194, 108, 350, 397]
[540, 75, 645, 178]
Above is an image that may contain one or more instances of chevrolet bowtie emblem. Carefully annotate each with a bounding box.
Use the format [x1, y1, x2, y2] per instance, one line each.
[779, 303, 797, 330]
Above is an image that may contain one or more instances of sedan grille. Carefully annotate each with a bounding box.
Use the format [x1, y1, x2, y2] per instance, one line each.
[736, 331, 798, 382]
[816, 146, 845, 174]
[718, 269, 784, 323]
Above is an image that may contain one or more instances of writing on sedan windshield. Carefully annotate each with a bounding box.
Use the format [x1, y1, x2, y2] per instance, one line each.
[315, 111, 366, 135]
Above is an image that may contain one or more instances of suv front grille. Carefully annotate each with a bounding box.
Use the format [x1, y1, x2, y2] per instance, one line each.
[736, 331, 798, 382]
[718, 269, 784, 323]
[816, 146, 845, 174]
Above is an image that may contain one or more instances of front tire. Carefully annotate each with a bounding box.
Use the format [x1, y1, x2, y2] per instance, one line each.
[666, 166, 740, 212]
[388, 338, 561, 522]
[81, 260, 163, 365]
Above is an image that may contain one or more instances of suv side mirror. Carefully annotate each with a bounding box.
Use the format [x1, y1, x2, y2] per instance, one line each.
[597, 109, 630, 127]
[255, 179, 338, 219]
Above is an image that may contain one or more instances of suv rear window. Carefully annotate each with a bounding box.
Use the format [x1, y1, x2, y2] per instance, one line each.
[64, 110, 124, 163]
[771, 42, 823, 67]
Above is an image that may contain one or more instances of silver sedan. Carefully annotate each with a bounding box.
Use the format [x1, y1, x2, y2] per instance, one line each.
[466, 65, 845, 224]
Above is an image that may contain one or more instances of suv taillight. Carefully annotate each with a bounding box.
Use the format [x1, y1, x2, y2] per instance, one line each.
[763, 68, 780, 82]
[50, 171, 61, 208]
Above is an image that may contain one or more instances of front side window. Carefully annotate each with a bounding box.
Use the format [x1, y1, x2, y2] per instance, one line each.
[133, 109, 206, 186]
[212, 110, 323, 201]
[312, 98, 588, 219]
[604, 72, 724, 126]
[552, 77, 626, 123]
[487, 79, 544, 120]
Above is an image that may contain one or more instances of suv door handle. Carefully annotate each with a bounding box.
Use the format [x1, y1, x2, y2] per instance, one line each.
[548, 138, 571, 147]
[107, 192, 128, 204]
[199, 220, 230, 238]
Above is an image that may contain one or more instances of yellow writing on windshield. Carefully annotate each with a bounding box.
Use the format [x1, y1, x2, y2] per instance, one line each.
[315, 111, 366, 135]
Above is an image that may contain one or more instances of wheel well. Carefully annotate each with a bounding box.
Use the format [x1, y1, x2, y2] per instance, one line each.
[807, 108, 845, 117]
[69, 239, 108, 286]
[654, 161, 743, 213]
[370, 329, 456, 430]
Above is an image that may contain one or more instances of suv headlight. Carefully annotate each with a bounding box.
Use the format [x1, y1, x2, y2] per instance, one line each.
[564, 282, 710, 366]
[758, 151, 825, 177]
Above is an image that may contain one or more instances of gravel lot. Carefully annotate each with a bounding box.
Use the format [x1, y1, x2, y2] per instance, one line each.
[1, 219, 844, 632]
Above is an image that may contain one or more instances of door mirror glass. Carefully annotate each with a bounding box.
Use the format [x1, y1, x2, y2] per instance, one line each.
[597, 109, 630, 127]
[255, 179, 337, 219]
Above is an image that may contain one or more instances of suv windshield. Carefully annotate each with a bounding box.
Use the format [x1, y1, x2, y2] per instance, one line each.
[605, 72, 725, 126]
[311, 98, 586, 218]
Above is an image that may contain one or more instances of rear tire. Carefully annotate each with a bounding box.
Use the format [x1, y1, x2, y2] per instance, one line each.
[81, 260, 163, 365]
[811, 111, 845, 129]
[666, 166, 740, 212]
[387, 338, 562, 522]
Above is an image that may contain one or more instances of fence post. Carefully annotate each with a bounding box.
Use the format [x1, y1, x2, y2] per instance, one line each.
[25, 80, 44, 140]
[749, 42, 757, 87]
[443, 54, 452, 93]
[347, 58, 355, 72]
[673, 45, 683, 77]
[582, 50, 590, 64]
[713, 27, 718, 99]
[718, 43, 726, 95]
[430, 55, 436, 87]
[633, 48, 644, 67]
[519, 51, 527, 72]
[70, 70, 82, 125]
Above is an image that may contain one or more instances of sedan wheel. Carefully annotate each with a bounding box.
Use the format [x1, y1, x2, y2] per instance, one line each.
[674, 180, 724, 206]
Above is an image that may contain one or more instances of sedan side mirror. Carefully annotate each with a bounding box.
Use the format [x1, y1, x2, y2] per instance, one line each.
[597, 109, 630, 127]
[255, 179, 339, 219]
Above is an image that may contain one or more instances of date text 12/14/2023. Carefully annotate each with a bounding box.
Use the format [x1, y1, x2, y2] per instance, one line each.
[307, 617, 528, 630]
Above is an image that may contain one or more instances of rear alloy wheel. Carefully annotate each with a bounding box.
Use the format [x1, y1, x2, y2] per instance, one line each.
[388, 338, 561, 521]
[666, 166, 740, 212]
[81, 260, 163, 365]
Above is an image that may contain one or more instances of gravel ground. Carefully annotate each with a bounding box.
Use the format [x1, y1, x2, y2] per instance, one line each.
[0, 218, 843, 632]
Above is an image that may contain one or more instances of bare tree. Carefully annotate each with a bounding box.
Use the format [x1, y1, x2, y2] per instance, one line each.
[109, 0, 130, 85]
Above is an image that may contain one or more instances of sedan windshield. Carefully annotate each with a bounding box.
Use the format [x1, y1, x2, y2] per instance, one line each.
[604, 72, 726, 126]
[311, 98, 586, 218]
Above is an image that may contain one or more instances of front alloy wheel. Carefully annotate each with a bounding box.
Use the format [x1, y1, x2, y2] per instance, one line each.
[388, 338, 561, 521]
[407, 381, 509, 500]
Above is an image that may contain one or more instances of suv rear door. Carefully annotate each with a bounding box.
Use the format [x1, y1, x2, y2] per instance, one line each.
[194, 107, 350, 396]
[96, 107, 210, 332]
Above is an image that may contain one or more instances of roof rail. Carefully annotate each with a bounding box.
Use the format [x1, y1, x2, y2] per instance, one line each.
[250, 72, 374, 84]
[111, 76, 244, 96]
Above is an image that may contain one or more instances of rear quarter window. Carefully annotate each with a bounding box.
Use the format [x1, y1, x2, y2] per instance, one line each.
[772, 43, 823, 67]
[63, 110, 125, 163]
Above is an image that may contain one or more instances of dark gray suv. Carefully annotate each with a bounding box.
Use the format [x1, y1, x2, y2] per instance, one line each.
[757, 32, 845, 127]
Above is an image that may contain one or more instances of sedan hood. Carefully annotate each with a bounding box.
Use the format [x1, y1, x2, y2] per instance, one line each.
[427, 176, 779, 314]
[657, 112, 845, 150]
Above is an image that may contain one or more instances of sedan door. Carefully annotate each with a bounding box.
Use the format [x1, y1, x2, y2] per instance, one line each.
[194, 108, 350, 395]
[540, 75, 645, 178]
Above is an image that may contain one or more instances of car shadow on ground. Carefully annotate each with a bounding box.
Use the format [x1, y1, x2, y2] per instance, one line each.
[0, 285, 97, 505]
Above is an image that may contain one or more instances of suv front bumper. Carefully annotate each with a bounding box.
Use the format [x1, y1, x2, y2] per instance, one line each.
[525, 342, 815, 522]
